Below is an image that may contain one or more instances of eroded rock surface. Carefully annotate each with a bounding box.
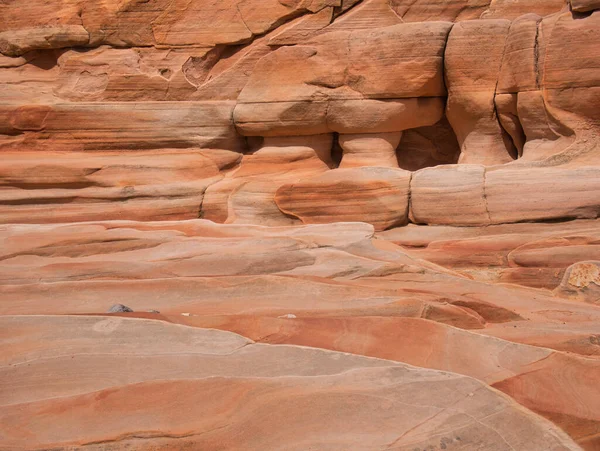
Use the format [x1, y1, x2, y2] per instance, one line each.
[0, 315, 582, 450]
[0, 1, 598, 227]
[1, 0, 599, 449]
[1, 221, 600, 449]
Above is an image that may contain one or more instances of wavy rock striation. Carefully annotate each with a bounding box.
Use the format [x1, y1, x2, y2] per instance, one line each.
[1, 0, 599, 449]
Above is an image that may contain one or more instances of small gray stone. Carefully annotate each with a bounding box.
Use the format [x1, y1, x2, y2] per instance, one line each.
[107, 304, 133, 313]
[147, 309, 160, 314]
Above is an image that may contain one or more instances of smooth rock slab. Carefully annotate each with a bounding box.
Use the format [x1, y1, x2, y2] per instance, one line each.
[0, 315, 581, 451]
[410, 165, 600, 226]
[485, 166, 600, 224]
[275, 167, 411, 231]
[410, 164, 489, 226]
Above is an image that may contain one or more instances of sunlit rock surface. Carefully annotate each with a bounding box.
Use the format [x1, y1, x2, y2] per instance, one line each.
[1, 0, 599, 449]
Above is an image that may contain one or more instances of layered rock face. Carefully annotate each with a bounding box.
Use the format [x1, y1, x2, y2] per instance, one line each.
[0, 0, 598, 226]
[1, 0, 600, 450]
[1, 220, 599, 449]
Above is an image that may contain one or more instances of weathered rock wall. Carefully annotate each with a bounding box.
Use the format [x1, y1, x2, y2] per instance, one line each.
[0, 0, 599, 228]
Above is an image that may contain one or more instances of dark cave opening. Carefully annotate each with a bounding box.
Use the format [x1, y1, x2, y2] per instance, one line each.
[395, 117, 461, 171]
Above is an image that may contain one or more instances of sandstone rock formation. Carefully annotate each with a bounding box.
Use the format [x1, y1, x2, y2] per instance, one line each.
[0, 315, 582, 450]
[1, 0, 599, 449]
[2, 219, 600, 448]
[0, 1, 598, 227]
